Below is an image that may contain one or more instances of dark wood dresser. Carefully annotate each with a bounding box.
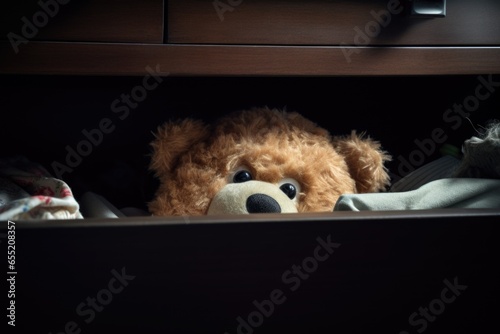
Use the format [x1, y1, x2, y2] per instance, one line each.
[1, 1, 499, 333]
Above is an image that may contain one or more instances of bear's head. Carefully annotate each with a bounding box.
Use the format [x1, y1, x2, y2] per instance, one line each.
[148, 107, 391, 215]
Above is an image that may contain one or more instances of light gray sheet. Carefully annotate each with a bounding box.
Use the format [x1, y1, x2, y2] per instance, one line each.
[334, 178, 500, 211]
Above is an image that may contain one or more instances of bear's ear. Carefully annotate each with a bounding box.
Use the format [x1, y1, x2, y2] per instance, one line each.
[332, 131, 392, 193]
[149, 119, 210, 177]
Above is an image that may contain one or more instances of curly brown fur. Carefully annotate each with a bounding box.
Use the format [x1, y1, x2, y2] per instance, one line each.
[149, 107, 391, 215]
[332, 131, 392, 193]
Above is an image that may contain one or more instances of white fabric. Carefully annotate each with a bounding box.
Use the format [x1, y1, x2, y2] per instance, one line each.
[0, 157, 83, 220]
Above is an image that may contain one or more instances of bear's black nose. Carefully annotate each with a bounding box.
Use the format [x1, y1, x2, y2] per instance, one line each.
[246, 194, 282, 213]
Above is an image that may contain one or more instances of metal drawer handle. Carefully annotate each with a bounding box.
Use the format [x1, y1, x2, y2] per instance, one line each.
[411, 0, 446, 17]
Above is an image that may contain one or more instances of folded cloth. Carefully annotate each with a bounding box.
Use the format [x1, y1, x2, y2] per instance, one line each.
[0, 157, 83, 220]
[334, 178, 500, 211]
[391, 155, 461, 192]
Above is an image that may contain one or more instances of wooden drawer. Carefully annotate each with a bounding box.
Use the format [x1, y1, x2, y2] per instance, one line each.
[8, 210, 500, 333]
[0, 0, 163, 44]
[168, 0, 500, 45]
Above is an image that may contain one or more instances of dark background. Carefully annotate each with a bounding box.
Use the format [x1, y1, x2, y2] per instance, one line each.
[1, 74, 499, 211]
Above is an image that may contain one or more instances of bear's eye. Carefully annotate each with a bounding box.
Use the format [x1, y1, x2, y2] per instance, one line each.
[280, 183, 297, 200]
[278, 178, 301, 201]
[233, 170, 253, 183]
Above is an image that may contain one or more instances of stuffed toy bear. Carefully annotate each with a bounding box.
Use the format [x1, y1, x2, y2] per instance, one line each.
[148, 107, 391, 215]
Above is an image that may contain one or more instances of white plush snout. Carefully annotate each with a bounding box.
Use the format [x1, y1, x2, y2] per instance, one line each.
[207, 181, 298, 215]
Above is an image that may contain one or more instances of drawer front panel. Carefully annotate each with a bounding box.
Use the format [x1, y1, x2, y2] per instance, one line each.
[1, 0, 164, 44]
[168, 0, 500, 46]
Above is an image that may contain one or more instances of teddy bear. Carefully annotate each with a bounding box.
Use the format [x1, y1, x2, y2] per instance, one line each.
[148, 107, 391, 215]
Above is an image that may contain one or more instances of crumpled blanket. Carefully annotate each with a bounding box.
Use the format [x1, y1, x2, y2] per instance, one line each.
[334, 178, 500, 211]
[0, 157, 83, 220]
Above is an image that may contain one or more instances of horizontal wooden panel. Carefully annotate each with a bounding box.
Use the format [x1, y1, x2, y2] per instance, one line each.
[10, 211, 500, 333]
[1, 42, 500, 76]
[0, 0, 163, 44]
[168, 0, 500, 46]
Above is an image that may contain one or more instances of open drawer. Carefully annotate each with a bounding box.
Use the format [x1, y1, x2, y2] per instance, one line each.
[0, 74, 499, 212]
[1, 73, 499, 211]
[5, 209, 500, 333]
